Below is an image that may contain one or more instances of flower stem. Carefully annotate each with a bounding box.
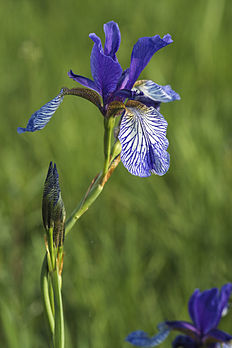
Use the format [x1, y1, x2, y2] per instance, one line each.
[51, 268, 64, 348]
[103, 116, 115, 177]
[65, 156, 120, 235]
[40, 256, 55, 336]
[65, 180, 103, 235]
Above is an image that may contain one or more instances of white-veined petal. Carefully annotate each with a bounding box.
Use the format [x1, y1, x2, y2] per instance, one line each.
[118, 102, 170, 177]
[17, 89, 64, 133]
[126, 323, 171, 347]
[133, 80, 180, 103]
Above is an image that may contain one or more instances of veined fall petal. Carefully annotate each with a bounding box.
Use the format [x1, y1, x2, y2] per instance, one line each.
[118, 101, 170, 177]
[133, 80, 180, 103]
[125, 323, 171, 347]
[17, 89, 64, 133]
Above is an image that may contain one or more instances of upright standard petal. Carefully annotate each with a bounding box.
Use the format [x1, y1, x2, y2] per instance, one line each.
[103, 21, 121, 60]
[126, 323, 170, 347]
[89, 33, 122, 104]
[124, 34, 173, 90]
[190, 288, 220, 334]
[17, 89, 64, 133]
[188, 285, 232, 336]
[133, 80, 180, 103]
[118, 101, 170, 177]
[68, 70, 100, 94]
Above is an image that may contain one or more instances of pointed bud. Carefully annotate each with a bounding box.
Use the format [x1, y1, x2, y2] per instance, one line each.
[42, 162, 66, 247]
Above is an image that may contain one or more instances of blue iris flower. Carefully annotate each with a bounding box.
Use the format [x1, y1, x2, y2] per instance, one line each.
[126, 284, 232, 348]
[18, 21, 180, 178]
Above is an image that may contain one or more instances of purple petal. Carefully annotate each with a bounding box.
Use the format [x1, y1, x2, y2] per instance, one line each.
[118, 103, 170, 177]
[204, 328, 232, 344]
[188, 285, 232, 335]
[89, 32, 122, 104]
[172, 335, 198, 348]
[165, 321, 199, 337]
[117, 68, 130, 90]
[68, 70, 100, 94]
[103, 21, 121, 60]
[133, 80, 180, 103]
[188, 289, 200, 328]
[17, 89, 64, 133]
[124, 34, 173, 90]
[191, 288, 219, 334]
[125, 323, 170, 347]
[217, 284, 232, 322]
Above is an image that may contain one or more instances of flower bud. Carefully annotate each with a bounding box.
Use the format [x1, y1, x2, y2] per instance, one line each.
[42, 162, 66, 247]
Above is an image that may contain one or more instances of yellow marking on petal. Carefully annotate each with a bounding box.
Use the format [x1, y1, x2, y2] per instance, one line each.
[133, 80, 148, 88]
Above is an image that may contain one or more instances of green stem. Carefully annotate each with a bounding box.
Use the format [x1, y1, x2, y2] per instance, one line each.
[51, 268, 64, 348]
[40, 256, 55, 336]
[65, 116, 120, 235]
[65, 181, 103, 235]
[48, 275, 55, 316]
[103, 117, 115, 177]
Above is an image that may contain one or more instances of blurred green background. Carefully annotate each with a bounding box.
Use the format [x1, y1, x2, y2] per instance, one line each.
[1, 0, 232, 347]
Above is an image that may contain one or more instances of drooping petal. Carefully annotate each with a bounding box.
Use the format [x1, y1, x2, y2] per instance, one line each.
[104, 21, 121, 60]
[68, 70, 100, 94]
[17, 89, 64, 133]
[204, 328, 232, 344]
[172, 335, 198, 348]
[133, 80, 180, 103]
[165, 321, 199, 340]
[125, 323, 170, 347]
[124, 34, 173, 90]
[118, 101, 170, 177]
[188, 285, 232, 335]
[62, 86, 103, 114]
[89, 32, 122, 103]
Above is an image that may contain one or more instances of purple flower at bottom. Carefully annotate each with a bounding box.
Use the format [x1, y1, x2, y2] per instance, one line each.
[126, 284, 232, 348]
[18, 21, 180, 178]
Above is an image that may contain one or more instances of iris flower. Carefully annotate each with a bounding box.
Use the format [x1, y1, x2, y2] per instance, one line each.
[126, 284, 232, 348]
[18, 21, 180, 177]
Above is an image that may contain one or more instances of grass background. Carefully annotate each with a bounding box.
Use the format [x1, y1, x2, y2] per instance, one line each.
[1, 0, 232, 347]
